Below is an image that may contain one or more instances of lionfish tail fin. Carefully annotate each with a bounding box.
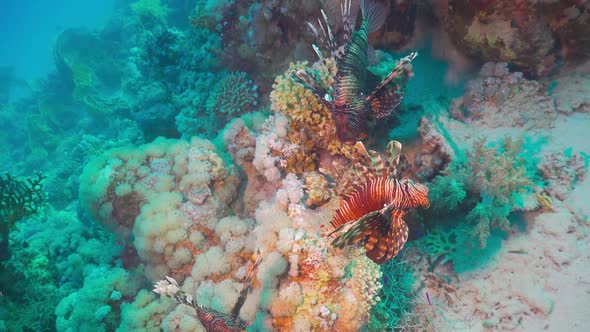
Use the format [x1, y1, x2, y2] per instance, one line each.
[290, 69, 331, 104]
[360, 0, 386, 33]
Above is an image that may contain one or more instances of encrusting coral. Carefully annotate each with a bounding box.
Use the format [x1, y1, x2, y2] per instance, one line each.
[79, 130, 387, 331]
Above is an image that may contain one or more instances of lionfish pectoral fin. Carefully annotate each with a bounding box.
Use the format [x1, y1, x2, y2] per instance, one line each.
[365, 209, 408, 264]
[330, 204, 392, 249]
[290, 69, 332, 106]
[365, 51, 418, 118]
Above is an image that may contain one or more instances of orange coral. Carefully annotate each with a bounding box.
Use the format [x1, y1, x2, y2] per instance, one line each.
[269, 59, 356, 174]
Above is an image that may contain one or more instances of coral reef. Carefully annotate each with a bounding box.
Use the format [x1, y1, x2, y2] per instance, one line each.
[436, 0, 590, 75]
[539, 150, 587, 201]
[436, 1, 554, 75]
[450, 62, 557, 129]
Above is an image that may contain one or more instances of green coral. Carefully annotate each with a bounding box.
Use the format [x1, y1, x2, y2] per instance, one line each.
[366, 257, 416, 331]
[418, 222, 505, 273]
[428, 136, 537, 247]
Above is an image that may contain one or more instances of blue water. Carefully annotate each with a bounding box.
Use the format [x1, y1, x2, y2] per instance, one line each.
[0, 0, 114, 83]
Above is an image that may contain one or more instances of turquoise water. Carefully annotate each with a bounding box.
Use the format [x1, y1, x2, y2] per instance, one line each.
[1, 1, 589, 331]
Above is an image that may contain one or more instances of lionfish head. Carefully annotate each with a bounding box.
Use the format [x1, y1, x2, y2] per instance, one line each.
[399, 178, 430, 209]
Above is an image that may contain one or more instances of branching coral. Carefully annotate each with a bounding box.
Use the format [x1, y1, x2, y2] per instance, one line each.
[0, 172, 46, 230]
[366, 256, 416, 331]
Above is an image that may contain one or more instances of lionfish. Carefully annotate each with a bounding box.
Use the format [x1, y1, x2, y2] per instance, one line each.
[195, 254, 262, 332]
[322, 140, 429, 264]
[156, 253, 262, 332]
[291, 0, 417, 144]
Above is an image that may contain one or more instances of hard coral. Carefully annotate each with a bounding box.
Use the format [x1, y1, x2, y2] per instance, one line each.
[437, 0, 555, 75]
[206, 72, 259, 118]
[539, 150, 587, 201]
[451, 62, 557, 129]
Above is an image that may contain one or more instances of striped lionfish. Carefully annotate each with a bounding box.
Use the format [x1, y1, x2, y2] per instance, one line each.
[154, 253, 262, 332]
[291, 0, 418, 144]
[322, 140, 429, 264]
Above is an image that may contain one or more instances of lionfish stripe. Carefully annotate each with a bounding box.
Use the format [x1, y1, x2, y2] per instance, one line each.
[365, 209, 408, 264]
[368, 150, 384, 176]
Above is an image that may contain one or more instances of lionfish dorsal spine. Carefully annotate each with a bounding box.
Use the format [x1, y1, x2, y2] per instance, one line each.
[312, 44, 324, 61]
[341, 0, 354, 46]
[360, 0, 387, 34]
[306, 7, 340, 60]
[384, 140, 402, 178]
[368, 149, 385, 177]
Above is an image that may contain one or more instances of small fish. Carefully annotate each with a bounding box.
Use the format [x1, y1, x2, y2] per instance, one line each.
[292, 0, 417, 144]
[508, 249, 528, 255]
[426, 292, 432, 305]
